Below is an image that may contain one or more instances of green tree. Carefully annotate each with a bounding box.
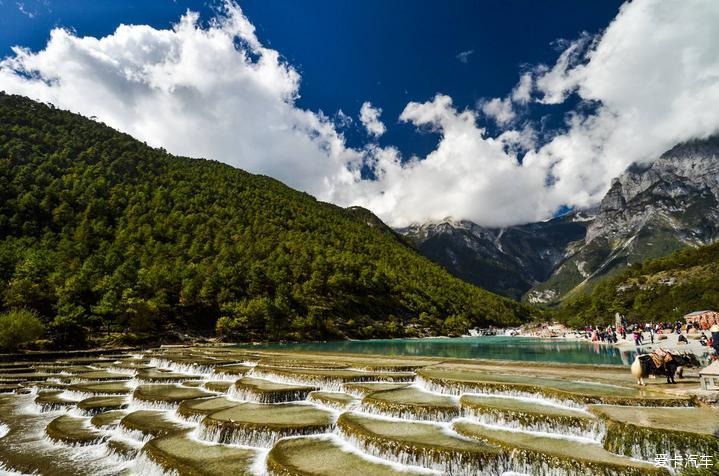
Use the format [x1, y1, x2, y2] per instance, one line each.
[442, 315, 471, 337]
[0, 93, 534, 348]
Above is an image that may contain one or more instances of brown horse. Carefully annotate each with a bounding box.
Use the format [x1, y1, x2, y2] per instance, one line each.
[630, 352, 701, 385]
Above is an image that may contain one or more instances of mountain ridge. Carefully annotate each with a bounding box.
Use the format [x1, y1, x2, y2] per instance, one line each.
[398, 135, 719, 304]
[398, 214, 588, 300]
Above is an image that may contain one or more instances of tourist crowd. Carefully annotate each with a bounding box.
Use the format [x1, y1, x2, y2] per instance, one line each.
[581, 321, 719, 356]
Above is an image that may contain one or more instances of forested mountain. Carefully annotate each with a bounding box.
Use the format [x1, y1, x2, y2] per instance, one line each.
[400, 136, 719, 305]
[0, 93, 531, 349]
[556, 241, 719, 327]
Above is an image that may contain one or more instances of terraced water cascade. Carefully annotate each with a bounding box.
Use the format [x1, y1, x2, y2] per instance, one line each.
[252, 365, 416, 392]
[77, 395, 129, 414]
[230, 376, 318, 403]
[131, 384, 214, 410]
[589, 405, 719, 460]
[0, 346, 715, 475]
[336, 412, 503, 475]
[360, 385, 460, 421]
[177, 396, 239, 422]
[459, 394, 600, 438]
[198, 402, 336, 447]
[90, 410, 127, 429]
[308, 391, 359, 410]
[452, 419, 669, 476]
[120, 410, 192, 441]
[266, 434, 437, 476]
[34, 390, 78, 412]
[143, 430, 262, 475]
[343, 381, 412, 397]
[45, 415, 107, 446]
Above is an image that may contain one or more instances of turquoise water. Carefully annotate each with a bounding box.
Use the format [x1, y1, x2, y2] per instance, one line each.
[244, 336, 637, 366]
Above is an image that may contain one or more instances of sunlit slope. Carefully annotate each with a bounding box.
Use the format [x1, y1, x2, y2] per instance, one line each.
[0, 93, 532, 346]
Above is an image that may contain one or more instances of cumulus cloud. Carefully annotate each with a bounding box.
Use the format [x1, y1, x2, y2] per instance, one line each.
[479, 97, 516, 126]
[341, 0, 719, 226]
[359, 101, 386, 138]
[330, 95, 552, 227]
[0, 2, 360, 196]
[527, 0, 719, 210]
[1, 0, 717, 228]
[478, 73, 534, 127]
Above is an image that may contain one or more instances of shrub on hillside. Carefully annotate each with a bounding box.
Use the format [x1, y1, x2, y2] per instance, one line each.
[0, 309, 45, 351]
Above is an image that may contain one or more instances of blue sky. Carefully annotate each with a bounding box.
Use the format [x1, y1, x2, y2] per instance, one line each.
[1, 1, 716, 227]
[1, 0, 623, 158]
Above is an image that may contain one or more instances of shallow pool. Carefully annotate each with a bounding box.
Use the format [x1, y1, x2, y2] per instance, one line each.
[242, 336, 638, 366]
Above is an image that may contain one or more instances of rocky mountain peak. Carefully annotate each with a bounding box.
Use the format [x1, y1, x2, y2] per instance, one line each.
[586, 136, 719, 244]
[400, 135, 719, 304]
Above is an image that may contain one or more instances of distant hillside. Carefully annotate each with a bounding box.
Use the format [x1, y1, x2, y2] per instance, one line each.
[0, 93, 531, 348]
[556, 242, 719, 327]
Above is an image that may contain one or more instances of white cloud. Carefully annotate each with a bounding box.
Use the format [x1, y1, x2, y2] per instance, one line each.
[1, 0, 717, 229]
[338, 0, 719, 227]
[456, 49, 474, 64]
[528, 0, 719, 210]
[359, 101, 386, 138]
[16, 1, 36, 18]
[0, 2, 361, 197]
[511, 73, 533, 104]
[479, 97, 516, 126]
[330, 95, 552, 227]
[534, 34, 592, 105]
[334, 109, 353, 129]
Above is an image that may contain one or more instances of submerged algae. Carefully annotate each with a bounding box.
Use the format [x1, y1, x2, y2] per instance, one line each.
[267, 435, 433, 476]
[45, 415, 106, 446]
[143, 430, 260, 475]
